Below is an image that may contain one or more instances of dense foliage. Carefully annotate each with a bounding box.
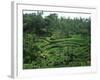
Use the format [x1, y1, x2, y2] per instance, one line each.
[23, 11, 91, 69]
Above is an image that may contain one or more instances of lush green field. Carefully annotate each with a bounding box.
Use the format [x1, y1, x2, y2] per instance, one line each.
[23, 11, 91, 69]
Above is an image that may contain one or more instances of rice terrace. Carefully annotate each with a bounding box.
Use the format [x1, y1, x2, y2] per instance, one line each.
[23, 10, 91, 69]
